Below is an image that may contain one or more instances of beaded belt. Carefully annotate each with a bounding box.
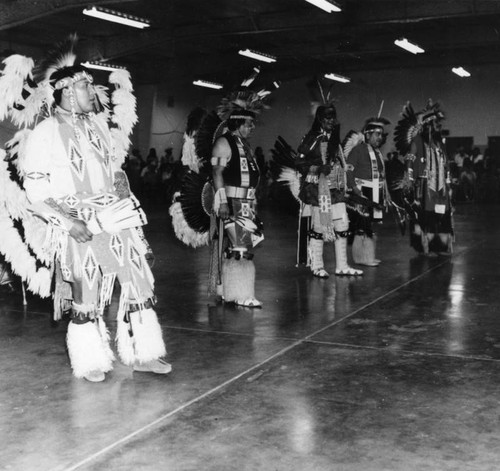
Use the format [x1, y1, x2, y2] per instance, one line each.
[226, 186, 256, 200]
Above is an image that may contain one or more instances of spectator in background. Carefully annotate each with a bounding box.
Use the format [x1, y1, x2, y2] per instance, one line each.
[254, 146, 270, 204]
[123, 148, 143, 196]
[141, 158, 159, 209]
[460, 156, 476, 201]
[453, 147, 468, 172]
[472, 147, 484, 176]
[146, 148, 159, 168]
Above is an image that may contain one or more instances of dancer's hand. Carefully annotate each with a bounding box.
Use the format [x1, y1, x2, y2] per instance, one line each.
[69, 220, 93, 243]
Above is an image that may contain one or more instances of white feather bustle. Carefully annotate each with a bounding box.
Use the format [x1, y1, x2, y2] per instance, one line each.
[169, 201, 210, 248]
[109, 70, 137, 168]
[66, 320, 114, 378]
[277, 167, 301, 201]
[343, 132, 365, 159]
[222, 257, 256, 302]
[116, 307, 167, 365]
[0, 55, 35, 121]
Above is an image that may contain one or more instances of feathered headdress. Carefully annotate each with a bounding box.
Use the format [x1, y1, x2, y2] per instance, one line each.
[362, 116, 391, 134]
[394, 100, 445, 155]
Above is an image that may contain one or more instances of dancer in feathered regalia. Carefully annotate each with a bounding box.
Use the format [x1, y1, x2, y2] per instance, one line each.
[294, 103, 363, 278]
[210, 104, 264, 307]
[0, 35, 170, 382]
[344, 117, 391, 266]
[393, 100, 453, 256]
[170, 69, 276, 308]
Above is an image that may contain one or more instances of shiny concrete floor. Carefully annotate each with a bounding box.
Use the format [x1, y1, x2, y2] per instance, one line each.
[1, 200, 500, 471]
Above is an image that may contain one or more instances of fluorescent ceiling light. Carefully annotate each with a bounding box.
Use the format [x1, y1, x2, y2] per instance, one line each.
[394, 38, 424, 54]
[452, 67, 471, 77]
[305, 0, 341, 13]
[82, 61, 127, 72]
[324, 72, 350, 83]
[257, 81, 281, 97]
[83, 6, 150, 29]
[238, 49, 277, 63]
[193, 80, 223, 90]
[241, 67, 260, 87]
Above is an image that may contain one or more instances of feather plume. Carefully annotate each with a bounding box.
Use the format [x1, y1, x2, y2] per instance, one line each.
[35, 33, 78, 83]
[394, 102, 420, 155]
[277, 167, 301, 201]
[217, 89, 270, 121]
[178, 171, 212, 234]
[0, 150, 52, 296]
[342, 130, 364, 158]
[271, 136, 298, 169]
[0, 55, 35, 121]
[109, 69, 137, 166]
[169, 201, 210, 248]
[195, 111, 224, 167]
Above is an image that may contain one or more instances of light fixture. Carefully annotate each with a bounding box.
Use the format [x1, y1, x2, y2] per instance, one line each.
[193, 80, 223, 90]
[452, 67, 471, 78]
[304, 0, 341, 13]
[394, 38, 424, 54]
[238, 49, 277, 63]
[257, 81, 281, 97]
[324, 72, 350, 83]
[83, 6, 150, 29]
[241, 67, 261, 87]
[81, 61, 127, 72]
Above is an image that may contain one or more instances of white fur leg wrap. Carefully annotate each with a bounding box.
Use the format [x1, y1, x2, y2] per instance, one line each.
[222, 257, 255, 302]
[66, 321, 114, 378]
[352, 234, 376, 264]
[117, 308, 166, 365]
[308, 238, 325, 271]
[334, 236, 349, 271]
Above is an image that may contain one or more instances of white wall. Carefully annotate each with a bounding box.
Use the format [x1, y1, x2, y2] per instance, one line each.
[137, 63, 500, 160]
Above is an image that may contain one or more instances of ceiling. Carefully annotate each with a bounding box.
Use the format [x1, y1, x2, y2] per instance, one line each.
[2, 0, 500, 88]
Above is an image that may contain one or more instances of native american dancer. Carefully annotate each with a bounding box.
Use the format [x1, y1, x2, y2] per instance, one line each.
[393, 101, 453, 256]
[170, 73, 276, 308]
[210, 108, 264, 307]
[344, 117, 391, 266]
[0, 36, 170, 382]
[294, 104, 363, 278]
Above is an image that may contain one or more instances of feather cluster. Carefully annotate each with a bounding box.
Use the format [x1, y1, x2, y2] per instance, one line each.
[217, 89, 270, 121]
[394, 102, 421, 155]
[342, 131, 364, 158]
[109, 70, 137, 167]
[0, 55, 42, 127]
[0, 150, 52, 297]
[169, 201, 210, 248]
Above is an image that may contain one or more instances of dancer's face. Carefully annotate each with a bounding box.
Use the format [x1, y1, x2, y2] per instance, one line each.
[366, 129, 385, 149]
[70, 78, 96, 114]
[237, 118, 255, 138]
[320, 115, 336, 132]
